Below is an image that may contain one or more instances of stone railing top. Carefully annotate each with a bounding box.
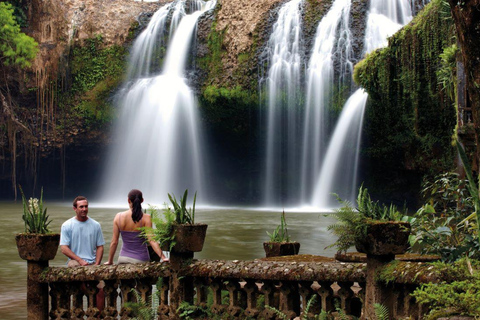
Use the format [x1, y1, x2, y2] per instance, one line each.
[40, 258, 366, 283]
[40, 262, 171, 283]
[184, 259, 366, 282]
[38, 256, 471, 288]
[377, 260, 474, 285]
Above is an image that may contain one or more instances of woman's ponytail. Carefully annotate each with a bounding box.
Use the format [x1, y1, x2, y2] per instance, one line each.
[128, 189, 144, 223]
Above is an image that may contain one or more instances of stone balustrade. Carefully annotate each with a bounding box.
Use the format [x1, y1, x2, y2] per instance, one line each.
[24, 254, 453, 319]
[39, 258, 365, 319]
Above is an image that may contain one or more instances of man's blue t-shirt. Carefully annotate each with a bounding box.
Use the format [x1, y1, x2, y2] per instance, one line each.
[60, 217, 105, 264]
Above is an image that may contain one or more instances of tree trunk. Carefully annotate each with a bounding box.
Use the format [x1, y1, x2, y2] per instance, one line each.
[448, 0, 480, 164]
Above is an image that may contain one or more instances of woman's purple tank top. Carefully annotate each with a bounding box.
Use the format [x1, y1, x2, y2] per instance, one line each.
[119, 230, 150, 261]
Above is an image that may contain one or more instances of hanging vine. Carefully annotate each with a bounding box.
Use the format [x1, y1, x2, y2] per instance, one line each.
[353, 0, 457, 202]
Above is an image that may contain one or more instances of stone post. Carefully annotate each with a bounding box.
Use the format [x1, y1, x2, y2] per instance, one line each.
[356, 222, 411, 320]
[27, 260, 50, 320]
[363, 253, 395, 320]
[16, 233, 60, 320]
[169, 250, 194, 319]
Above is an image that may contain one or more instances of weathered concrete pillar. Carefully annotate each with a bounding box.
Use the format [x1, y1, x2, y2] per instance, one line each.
[363, 253, 395, 320]
[27, 260, 50, 320]
[16, 233, 60, 320]
[169, 250, 194, 319]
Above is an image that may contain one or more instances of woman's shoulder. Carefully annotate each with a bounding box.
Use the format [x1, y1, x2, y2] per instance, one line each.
[115, 210, 130, 218]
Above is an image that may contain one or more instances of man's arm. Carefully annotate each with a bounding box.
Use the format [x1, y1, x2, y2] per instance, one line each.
[94, 245, 104, 265]
[60, 245, 89, 266]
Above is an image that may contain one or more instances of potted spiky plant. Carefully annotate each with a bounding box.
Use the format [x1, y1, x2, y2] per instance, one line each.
[326, 185, 410, 257]
[143, 190, 207, 253]
[263, 211, 300, 257]
[15, 186, 60, 261]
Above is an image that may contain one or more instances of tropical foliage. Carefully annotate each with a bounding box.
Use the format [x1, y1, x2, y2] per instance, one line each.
[410, 172, 479, 262]
[141, 190, 197, 251]
[266, 210, 291, 243]
[326, 185, 405, 253]
[0, 2, 38, 68]
[412, 258, 480, 319]
[19, 186, 52, 234]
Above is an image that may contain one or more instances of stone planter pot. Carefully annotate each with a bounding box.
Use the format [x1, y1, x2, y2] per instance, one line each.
[263, 242, 300, 257]
[162, 223, 208, 253]
[16, 233, 60, 261]
[355, 221, 411, 256]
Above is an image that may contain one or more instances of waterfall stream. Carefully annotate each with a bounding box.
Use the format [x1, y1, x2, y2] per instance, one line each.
[312, 0, 416, 207]
[99, 0, 215, 205]
[262, 0, 304, 206]
[300, 0, 353, 205]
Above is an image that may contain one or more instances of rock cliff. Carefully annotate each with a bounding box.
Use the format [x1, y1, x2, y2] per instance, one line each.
[27, 0, 167, 89]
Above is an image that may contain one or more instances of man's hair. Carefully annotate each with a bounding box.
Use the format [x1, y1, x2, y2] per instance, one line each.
[73, 196, 88, 208]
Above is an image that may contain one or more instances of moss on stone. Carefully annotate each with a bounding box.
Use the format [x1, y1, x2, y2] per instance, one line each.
[353, 0, 457, 205]
[60, 35, 128, 129]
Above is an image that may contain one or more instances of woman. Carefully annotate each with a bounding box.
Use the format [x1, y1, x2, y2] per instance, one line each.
[104, 189, 168, 264]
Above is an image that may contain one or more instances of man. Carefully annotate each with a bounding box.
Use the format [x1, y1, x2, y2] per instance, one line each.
[60, 196, 105, 266]
[60, 196, 106, 312]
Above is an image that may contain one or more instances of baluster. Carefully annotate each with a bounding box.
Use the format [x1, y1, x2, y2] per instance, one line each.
[317, 281, 334, 313]
[119, 280, 136, 319]
[193, 277, 208, 308]
[137, 278, 153, 308]
[260, 281, 277, 320]
[84, 281, 101, 319]
[243, 279, 260, 317]
[356, 281, 366, 319]
[226, 281, 242, 317]
[49, 282, 70, 319]
[210, 279, 226, 315]
[70, 281, 85, 320]
[299, 281, 319, 317]
[157, 277, 170, 319]
[403, 284, 423, 319]
[389, 285, 402, 319]
[102, 280, 119, 320]
[278, 281, 300, 319]
[337, 281, 355, 315]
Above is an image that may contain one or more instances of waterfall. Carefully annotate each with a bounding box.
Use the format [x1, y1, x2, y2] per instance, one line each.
[312, 89, 367, 207]
[312, 0, 415, 207]
[262, 0, 303, 206]
[99, 0, 215, 205]
[299, 0, 353, 204]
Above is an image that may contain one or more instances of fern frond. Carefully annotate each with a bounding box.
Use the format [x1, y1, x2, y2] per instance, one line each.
[374, 303, 390, 320]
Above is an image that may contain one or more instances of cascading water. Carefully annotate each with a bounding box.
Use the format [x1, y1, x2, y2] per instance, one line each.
[312, 0, 416, 207]
[312, 90, 368, 207]
[299, 0, 354, 205]
[261, 0, 304, 206]
[99, 0, 215, 205]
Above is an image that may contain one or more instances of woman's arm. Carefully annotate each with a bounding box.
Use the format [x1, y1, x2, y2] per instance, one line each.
[144, 215, 169, 262]
[104, 213, 120, 265]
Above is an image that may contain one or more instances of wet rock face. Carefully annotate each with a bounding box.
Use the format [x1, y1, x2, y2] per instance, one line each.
[213, 0, 285, 80]
[27, 0, 168, 83]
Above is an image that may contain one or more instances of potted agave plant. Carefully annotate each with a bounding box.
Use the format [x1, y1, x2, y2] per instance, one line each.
[143, 190, 207, 254]
[15, 186, 60, 261]
[326, 185, 411, 258]
[263, 210, 300, 257]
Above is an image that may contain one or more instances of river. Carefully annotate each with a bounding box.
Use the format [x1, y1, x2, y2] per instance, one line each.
[0, 201, 337, 319]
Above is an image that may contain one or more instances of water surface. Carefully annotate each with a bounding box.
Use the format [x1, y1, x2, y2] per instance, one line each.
[0, 201, 336, 319]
